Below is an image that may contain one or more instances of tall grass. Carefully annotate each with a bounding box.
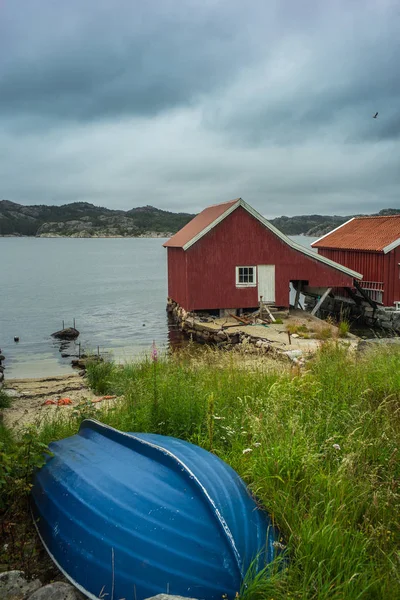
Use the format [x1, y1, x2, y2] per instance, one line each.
[0, 387, 11, 409]
[1, 344, 399, 599]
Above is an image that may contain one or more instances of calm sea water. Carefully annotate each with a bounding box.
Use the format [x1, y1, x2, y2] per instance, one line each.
[0, 235, 316, 378]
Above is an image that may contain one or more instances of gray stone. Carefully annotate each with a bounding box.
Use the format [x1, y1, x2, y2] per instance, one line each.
[145, 596, 199, 600]
[358, 337, 400, 353]
[51, 328, 79, 340]
[28, 582, 84, 600]
[0, 570, 41, 600]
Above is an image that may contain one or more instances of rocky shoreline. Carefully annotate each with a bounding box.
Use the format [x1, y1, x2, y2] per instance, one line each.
[0, 232, 171, 238]
[0, 571, 198, 600]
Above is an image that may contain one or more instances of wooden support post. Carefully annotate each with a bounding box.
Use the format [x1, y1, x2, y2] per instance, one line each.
[353, 280, 378, 310]
[73, 318, 76, 329]
[294, 281, 302, 309]
[264, 304, 276, 323]
[62, 320, 65, 329]
[311, 288, 332, 316]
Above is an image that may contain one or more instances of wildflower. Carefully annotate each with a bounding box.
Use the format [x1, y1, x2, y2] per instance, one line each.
[151, 340, 158, 362]
[242, 448, 253, 455]
[213, 415, 225, 420]
[272, 541, 286, 550]
[254, 442, 261, 447]
[332, 443, 341, 450]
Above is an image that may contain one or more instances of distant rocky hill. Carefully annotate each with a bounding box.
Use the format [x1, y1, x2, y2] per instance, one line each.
[270, 208, 400, 237]
[0, 199, 399, 238]
[0, 201, 195, 237]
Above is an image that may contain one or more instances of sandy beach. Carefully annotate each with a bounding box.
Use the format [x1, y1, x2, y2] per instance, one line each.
[2, 373, 118, 429]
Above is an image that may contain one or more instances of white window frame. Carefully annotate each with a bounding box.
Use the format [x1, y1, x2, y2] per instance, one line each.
[235, 266, 257, 288]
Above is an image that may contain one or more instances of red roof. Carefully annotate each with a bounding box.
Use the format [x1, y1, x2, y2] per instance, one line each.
[312, 215, 400, 252]
[163, 199, 240, 248]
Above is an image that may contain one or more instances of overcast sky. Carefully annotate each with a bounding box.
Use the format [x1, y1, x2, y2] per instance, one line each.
[0, 0, 399, 217]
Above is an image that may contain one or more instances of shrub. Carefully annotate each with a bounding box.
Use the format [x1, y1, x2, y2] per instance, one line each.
[338, 319, 351, 337]
[85, 360, 116, 395]
[0, 387, 11, 409]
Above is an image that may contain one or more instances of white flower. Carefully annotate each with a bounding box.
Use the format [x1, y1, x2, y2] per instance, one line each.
[213, 415, 225, 420]
[272, 541, 286, 550]
[242, 448, 253, 454]
[332, 443, 341, 450]
[253, 442, 261, 447]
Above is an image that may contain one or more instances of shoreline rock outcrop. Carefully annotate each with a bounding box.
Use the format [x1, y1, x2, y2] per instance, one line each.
[51, 328, 79, 340]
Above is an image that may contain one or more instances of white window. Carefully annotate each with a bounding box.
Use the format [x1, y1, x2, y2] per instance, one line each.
[236, 266, 257, 287]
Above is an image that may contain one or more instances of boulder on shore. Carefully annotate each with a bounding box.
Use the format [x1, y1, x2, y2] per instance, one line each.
[28, 581, 85, 599]
[51, 327, 79, 340]
[0, 570, 41, 599]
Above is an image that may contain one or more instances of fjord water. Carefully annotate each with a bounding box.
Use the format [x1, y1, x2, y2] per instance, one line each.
[1, 237, 173, 377]
[1, 235, 316, 378]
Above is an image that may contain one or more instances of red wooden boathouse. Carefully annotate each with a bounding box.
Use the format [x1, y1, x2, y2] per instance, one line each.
[163, 198, 362, 312]
[312, 215, 400, 307]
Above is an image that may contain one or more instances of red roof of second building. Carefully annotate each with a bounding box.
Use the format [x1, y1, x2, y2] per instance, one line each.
[163, 199, 239, 248]
[312, 215, 400, 252]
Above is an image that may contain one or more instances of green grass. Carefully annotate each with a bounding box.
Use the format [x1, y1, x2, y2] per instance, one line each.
[318, 326, 333, 340]
[338, 319, 351, 338]
[0, 387, 11, 409]
[287, 323, 309, 335]
[1, 344, 400, 599]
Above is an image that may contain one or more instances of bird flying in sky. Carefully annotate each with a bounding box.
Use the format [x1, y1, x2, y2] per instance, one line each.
[373, 112, 378, 118]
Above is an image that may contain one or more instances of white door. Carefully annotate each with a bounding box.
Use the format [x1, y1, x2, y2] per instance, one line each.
[258, 265, 275, 303]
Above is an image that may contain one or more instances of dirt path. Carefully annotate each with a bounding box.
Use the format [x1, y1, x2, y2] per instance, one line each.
[2, 373, 115, 429]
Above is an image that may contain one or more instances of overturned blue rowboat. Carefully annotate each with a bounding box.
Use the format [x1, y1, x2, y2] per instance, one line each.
[31, 420, 279, 600]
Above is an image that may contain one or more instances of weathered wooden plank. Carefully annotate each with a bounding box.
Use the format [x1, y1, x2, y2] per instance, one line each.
[311, 288, 332, 316]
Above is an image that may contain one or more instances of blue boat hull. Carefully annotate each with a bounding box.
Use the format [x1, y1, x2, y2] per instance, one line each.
[31, 420, 278, 600]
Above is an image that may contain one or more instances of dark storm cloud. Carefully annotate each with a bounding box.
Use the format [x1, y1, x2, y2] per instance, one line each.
[203, 5, 400, 146]
[0, 0, 262, 121]
[0, 0, 399, 215]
